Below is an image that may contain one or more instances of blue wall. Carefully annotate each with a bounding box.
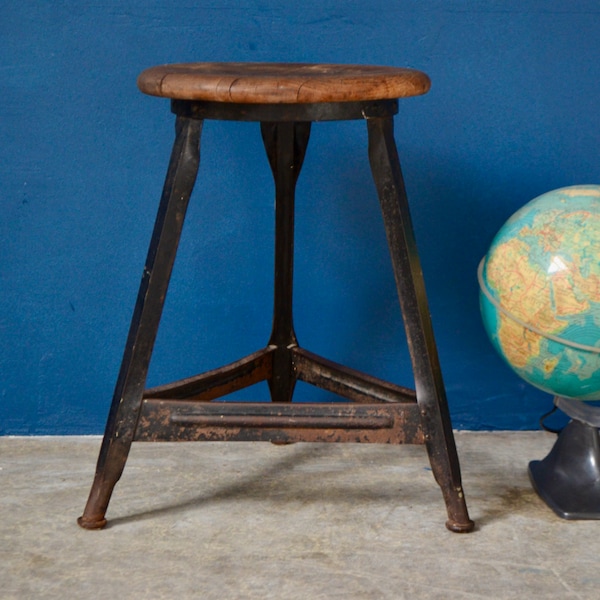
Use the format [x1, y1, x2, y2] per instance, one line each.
[1, 1, 599, 434]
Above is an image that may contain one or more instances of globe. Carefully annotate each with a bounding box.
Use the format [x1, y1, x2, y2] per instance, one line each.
[478, 185, 600, 401]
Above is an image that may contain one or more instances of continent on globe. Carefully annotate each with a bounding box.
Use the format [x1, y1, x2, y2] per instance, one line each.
[479, 185, 600, 400]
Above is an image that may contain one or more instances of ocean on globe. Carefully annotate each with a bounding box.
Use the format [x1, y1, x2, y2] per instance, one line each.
[478, 185, 600, 401]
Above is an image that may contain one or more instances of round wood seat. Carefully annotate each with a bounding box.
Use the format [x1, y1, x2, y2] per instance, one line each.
[137, 62, 431, 104]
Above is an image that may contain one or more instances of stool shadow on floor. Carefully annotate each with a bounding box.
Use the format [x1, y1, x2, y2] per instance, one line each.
[457, 443, 553, 528]
[103, 444, 441, 529]
[472, 484, 544, 529]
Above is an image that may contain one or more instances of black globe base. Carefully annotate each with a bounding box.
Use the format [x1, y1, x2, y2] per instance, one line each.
[529, 397, 600, 520]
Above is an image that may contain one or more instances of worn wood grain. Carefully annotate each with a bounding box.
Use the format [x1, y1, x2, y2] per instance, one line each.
[137, 62, 430, 103]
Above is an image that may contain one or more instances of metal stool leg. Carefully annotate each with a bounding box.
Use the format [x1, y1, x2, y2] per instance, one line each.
[78, 116, 202, 529]
[260, 121, 311, 403]
[366, 116, 474, 533]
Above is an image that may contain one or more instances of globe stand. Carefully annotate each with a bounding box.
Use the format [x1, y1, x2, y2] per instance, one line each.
[529, 396, 600, 519]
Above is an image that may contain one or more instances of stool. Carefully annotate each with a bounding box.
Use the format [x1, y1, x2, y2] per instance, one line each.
[78, 63, 474, 533]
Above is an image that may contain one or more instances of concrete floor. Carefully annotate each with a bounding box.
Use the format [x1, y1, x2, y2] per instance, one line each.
[1, 432, 599, 599]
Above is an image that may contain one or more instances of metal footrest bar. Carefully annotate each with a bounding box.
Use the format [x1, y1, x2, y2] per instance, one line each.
[143, 347, 274, 401]
[142, 345, 416, 406]
[292, 347, 415, 404]
[134, 400, 424, 444]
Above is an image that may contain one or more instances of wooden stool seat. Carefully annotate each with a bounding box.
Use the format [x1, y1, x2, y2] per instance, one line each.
[78, 62, 473, 534]
[137, 62, 431, 104]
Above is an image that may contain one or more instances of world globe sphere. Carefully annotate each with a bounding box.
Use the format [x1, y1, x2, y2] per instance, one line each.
[478, 185, 600, 401]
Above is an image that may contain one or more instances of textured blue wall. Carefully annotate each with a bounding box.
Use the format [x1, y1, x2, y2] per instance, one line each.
[1, 1, 599, 434]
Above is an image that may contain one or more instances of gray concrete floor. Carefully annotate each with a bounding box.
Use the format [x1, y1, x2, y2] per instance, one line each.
[1, 432, 599, 599]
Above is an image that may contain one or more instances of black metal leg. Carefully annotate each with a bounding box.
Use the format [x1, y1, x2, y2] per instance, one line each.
[260, 121, 311, 403]
[366, 116, 474, 532]
[78, 116, 202, 529]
